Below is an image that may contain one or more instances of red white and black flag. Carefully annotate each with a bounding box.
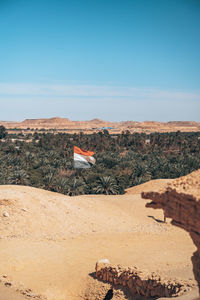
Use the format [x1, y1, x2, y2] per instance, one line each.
[73, 146, 95, 168]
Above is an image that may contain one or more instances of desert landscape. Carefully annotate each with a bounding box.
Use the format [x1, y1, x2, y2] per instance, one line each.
[1, 117, 200, 134]
[1, 1, 199, 299]
[0, 173, 199, 300]
[0, 124, 200, 299]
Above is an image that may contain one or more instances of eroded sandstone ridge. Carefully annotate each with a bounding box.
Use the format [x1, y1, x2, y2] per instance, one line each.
[1, 117, 200, 133]
[95, 260, 192, 297]
[142, 169, 200, 292]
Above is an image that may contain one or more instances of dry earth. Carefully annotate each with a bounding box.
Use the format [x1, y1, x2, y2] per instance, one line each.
[125, 179, 173, 195]
[0, 180, 198, 300]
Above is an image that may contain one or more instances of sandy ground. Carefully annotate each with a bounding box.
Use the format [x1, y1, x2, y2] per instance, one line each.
[125, 179, 173, 194]
[0, 182, 198, 300]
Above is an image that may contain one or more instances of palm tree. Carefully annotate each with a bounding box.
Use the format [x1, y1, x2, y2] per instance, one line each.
[0, 125, 6, 139]
[54, 177, 68, 194]
[9, 169, 30, 185]
[67, 178, 86, 196]
[43, 172, 56, 190]
[94, 176, 119, 195]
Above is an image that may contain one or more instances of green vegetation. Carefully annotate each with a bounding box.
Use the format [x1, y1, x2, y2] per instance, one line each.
[0, 129, 200, 195]
[0, 125, 7, 139]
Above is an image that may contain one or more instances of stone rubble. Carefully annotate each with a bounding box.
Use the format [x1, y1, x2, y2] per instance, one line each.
[95, 261, 192, 298]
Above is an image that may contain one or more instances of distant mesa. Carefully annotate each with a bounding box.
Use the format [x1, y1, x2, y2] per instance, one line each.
[89, 118, 105, 123]
[167, 121, 198, 126]
[142, 121, 161, 124]
[22, 117, 70, 125]
[0, 117, 200, 133]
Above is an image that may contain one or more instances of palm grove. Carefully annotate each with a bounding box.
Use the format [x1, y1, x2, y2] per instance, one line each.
[0, 126, 200, 196]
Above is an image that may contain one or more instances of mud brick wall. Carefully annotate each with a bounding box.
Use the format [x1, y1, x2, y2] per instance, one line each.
[95, 262, 190, 298]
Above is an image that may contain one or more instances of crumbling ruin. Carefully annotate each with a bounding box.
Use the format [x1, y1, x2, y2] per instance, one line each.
[142, 169, 200, 293]
[95, 260, 191, 298]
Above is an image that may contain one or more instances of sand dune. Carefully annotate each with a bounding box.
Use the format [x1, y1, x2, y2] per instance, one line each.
[0, 182, 197, 299]
[125, 178, 173, 195]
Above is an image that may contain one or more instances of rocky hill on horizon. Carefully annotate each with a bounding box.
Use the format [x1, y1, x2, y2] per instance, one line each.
[0, 117, 200, 133]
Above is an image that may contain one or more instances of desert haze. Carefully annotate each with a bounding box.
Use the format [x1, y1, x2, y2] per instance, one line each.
[1, 117, 200, 133]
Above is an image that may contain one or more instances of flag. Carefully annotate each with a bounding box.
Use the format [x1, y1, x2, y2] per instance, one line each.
[74, 146, 95, 168]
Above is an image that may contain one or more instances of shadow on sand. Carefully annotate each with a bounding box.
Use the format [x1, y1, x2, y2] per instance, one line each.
[147, 215, 165, 223]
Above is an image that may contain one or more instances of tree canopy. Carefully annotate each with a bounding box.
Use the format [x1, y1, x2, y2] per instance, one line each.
[0, 126, 6, 139]
[0, 130, 200, 195]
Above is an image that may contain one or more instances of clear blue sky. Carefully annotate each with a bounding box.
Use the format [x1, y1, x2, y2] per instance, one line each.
[0, 0, 200, 121]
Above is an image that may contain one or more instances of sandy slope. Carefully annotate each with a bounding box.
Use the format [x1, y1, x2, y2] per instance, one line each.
[0, 184, 197, 300]
[125, 179, 173, 195]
